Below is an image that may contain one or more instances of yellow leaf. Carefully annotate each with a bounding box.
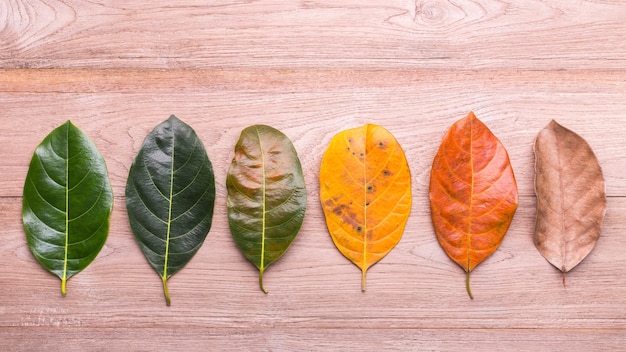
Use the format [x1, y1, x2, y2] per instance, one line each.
[319, 124, 412, 291]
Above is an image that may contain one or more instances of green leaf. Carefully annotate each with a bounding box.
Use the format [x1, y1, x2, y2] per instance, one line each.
[23, 121, 113, 295]
[227, 125, 306, 293]
[126, 115, 215, 306]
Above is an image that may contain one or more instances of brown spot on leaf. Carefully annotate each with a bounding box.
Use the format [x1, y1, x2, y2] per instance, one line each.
[333, 204, 349, 216]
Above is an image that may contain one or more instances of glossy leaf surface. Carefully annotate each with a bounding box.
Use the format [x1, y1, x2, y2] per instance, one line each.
[319, 124, 411, 291]
[126, 115, 215, 306]
[534, 120, 606, 284]
[227, 125, 306, 293]
[23, 121, 113, 295]
[429, 112, 518, 298]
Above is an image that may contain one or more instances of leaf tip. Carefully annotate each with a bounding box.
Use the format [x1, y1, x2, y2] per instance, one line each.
[167, 114, 181, 126]
[547, 119, 560, 128]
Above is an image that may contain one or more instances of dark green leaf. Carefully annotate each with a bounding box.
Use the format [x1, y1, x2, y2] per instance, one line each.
[23, 121, 113, 295]
[227, 125, 306, 293]
[126, 115, 215, 306]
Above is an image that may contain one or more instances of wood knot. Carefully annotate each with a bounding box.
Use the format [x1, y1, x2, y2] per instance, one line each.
[415, 1, 448, 26]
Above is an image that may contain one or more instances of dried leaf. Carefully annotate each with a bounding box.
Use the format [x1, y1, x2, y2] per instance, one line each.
[227, 125, 306, 293]
[429, 112, 518, 298]
[533, 120, 606, 285]
[320, 124, 411, 291]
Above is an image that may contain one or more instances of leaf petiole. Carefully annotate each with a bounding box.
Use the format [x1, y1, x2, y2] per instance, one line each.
[162, 276, 171, 306]
[259, 269, 268, 294]
[466, 270, 474, 300]
[361, 269, 367, 292]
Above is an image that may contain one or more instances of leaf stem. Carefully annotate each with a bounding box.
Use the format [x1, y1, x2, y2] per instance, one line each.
[162, 276, 171, 306]
[466, 270, 474, 299]
[61, 278, 67, 296]
[259, 269, 268, 294]
[562, 270, 567, 288]
[361, 269, 367, 292]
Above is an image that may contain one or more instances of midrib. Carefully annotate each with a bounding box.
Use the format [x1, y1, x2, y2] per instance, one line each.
[258, 128, 267, 274]
[468, 119, 474, 272]
[62, 123, 69, 294]
[363, 132, 368, 280]
[164, 131, 175, 280]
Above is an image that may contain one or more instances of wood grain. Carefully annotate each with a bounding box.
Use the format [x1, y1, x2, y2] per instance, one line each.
[2, 328, 624, 351]
[1, 0, 626, 69]
[1, 0, 626, 350]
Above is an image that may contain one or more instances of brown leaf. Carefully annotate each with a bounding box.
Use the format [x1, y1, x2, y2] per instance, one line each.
[533, 120, 606, 284]
[429, 112, 518, 298]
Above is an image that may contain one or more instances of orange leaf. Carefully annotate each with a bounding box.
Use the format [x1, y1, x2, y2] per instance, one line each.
[429, 112, 518, 298]
[320, 124, 412, 291]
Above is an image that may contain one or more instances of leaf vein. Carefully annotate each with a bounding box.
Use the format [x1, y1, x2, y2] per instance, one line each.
[27, 177, 65, 214]
[129, 182, 168, 224]
[68, 186, 105, 223]
[36, 155, 65, 188]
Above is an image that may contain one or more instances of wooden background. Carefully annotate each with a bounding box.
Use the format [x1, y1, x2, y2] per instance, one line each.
[1, 1, 626, 350]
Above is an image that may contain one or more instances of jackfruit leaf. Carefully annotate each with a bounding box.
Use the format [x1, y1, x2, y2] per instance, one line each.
[23, 121, 113, 295]
[227, 125, 306, 293]
[320, 124, 411, 291]
[126, 115, 215, 306]
[533, 120, 606, 286]
[429, 112, 518, 299]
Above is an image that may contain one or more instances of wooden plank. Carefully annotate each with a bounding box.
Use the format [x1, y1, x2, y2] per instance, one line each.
[1, 69, 625, 197]
[1, 1, 626, 69]
[2, 68, 626, 93]
[2, 194, 626, 330]
[1, 327, 625, 351]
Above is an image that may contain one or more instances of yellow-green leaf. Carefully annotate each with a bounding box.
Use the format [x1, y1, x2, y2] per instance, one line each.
[227, 125, 306, 293]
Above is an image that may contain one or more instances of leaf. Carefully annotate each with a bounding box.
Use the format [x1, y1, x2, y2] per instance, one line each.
[227, 125, 306, 293]
[126, 115, 215, 306]
[429, 112, 518, 299]
[23, 121, 113, 295]
[533, 120, 606, 286]
[319, 124, 412, 291]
